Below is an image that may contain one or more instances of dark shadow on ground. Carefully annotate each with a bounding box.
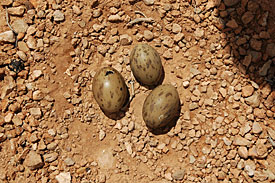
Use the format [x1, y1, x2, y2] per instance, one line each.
[215, 0, 275, 90]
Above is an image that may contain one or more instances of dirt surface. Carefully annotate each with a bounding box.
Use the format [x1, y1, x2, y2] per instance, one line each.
[0, 0, 274, 183]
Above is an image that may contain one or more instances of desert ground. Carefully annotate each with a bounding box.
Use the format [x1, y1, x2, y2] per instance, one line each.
[0, 0, 274, 182]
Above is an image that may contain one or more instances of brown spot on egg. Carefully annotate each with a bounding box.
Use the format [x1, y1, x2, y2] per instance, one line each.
[165, 93, 172, 97]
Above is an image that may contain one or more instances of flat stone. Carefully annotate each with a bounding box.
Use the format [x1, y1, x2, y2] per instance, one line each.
[24, 151, 44, 170]
[8, 6, 25, 16]
[53, 10, 65, 22]
[253, 108, 266, 119]
[44, 152, 58, 163]
[233, 136, 251, 146]
[64, 157, 75, 166]
[12, 19, 29, 33]
[72, 5, 82, 15]
[0, 30, 16, 43]
[172, 23, 182, 33]
[242, 85, 254, 97]
[194, 28, 204, 38]
[32, 70, 42, 79]
[120, 34, 132, 46]
[99, 130, 106, 141]
[56, 172, 71, 183]
[17, 51, 27, 61]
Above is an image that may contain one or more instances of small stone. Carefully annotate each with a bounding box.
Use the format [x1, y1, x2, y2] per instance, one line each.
[17, 51, 27, 61]
[238, 146, 248, 159]
[143, 0, 154, 6]
[18, 41, 30, 52]
[144, 30, 154, 41]
[259, 60, 272, 76]
[219, 88, 227, 98]
[56, 172, 71, 183]
[26, 36, 37, 49]
[24, 151, 44, 170]
[125, 142, 132, 155]
[233, 136, 251, 146]
[0, 133, 7, 142]
[44, 152, 58, 163]
[172, 169, 185, 181]
[0, 31, 16, 43]
[189, 155, 196, 163]
[30, 108, 42, 118]
[242, 11, 254, 24]
[182, 81, 190, 88]
[64, 157, 75, 166]
[172, 23, 182, 33]
[245, 92, 260, 107]
[33, 90, 43, 100]
[174, 33, 184, 42]
[120, 34, 132, 46]
[252, 122, 262, 134]
[8, 6, 25, 16]
[4, 113, 13, 123]
[194, 28, 204, 38]
[32, 70, 43, 80]
[72, 5, 82, 15]
[99, 130, 106, 141]
[253, 108, 266, 119]
[224, 0, 240, 6]
[242, 85, 254, 97]
[266, 43, 275, 58]
[189, 103, 198, 110]
[12, 19, 29, 33]
[163, 49, 173, 59]
[250, 39, 262, 51]
[245, 165, 255, 176]
[108, 14, 122, 22]
[226, 19, 238, 29]
[53, 10, 65, 22]
[162, 36, 174, 48]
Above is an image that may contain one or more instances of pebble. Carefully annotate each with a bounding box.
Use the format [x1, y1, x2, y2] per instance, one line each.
[259, 60, 272, 76]
[30, 108, 42, 118]
[172, 169, 185, 181]
[27, 36, 37, 49]
[266, 43, 275, 58]
[120, 34, 132, 46]
[189, 155, 196, 163]
[242, 11, 254, 24]
[12, 19, 29, 33]
[56, 172, 71, 183]
[24, 151, 44, 170]
[226, 19, 238, 29]
[99, 130, 106, 141]
[252, 122, 262, 134]
[17, 51, 27, 61]
[143, 0, 154, 6]
[32, 70, 43, 80]
[238, 146, 248, 159]
[8, 6, 25, 16]
[245, 92, 260, 107]
[144, 30, 154, 41]
[64, 157, 75, 166]
[72, 5, 82, 15]
[233, 136, 251, 146]
[0, 31, 16, 43]
[108, 14, 122, 22]
[162, 49, 173, 59]
[53, 10, 65, 22]
[242, 85, 254, 97]
[182, 81, 190, 88]
[1, 0, 13, 6]
[194, 28, 204, 38]
[172, 23, 182, 34]
[44, 152, 58, 163]
[18, 41, 30, 52]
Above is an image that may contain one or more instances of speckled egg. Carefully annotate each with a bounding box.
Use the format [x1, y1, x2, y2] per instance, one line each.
[130, 44, 163, 86]
[92, 67, 129, 113]
[142, 84, 180, 129]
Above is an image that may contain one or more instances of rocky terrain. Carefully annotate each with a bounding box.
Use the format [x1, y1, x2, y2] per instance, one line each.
[0, 0, 274, 182]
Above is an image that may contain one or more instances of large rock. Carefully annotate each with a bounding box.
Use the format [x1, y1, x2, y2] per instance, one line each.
[24, 151, 44, 170]
[8, 6, 25, 16]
